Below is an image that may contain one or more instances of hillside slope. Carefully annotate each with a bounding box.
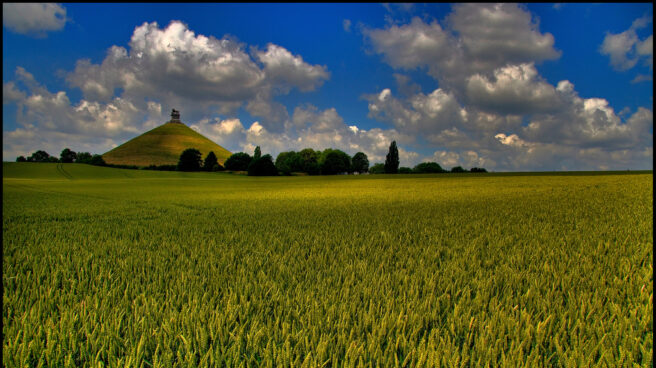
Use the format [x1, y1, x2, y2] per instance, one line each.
[102, 122, 231, 167]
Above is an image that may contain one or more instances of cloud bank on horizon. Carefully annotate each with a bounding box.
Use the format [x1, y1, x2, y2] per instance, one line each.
[3, 3, 653, 171]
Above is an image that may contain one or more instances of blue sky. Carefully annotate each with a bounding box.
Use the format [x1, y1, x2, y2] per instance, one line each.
[3, 3, 653, 170]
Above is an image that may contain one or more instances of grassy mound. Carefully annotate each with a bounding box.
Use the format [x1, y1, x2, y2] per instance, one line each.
[102, 122, 231, 167]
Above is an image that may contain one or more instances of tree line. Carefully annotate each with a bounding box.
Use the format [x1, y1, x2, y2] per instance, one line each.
[16, 141, 486, 176]
[16, 149, 106, 166]
[177, 141, 486, 175]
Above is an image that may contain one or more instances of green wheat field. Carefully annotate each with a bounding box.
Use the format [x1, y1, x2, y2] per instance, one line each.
[2, 163, 653, 367]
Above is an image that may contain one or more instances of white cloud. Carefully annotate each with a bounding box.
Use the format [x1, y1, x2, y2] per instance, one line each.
[429, 150, 461, 168]
[600, 15, 653, 71]
[3, 124, 120, 160]
[244, 91, 289, 132]
[364, 4, 652, 172]
[65, 20, 328, 127]
[425, 150, 493, 170]
[637, 34, 653, 69]
[364, 72, 652, 171]
[495, 133, 533, 149]
[522, 84, 653, 150]
[466, 63, 563, 115]
[365, 4, 560, 93]
[292, 105, 344, 132]
[365, 87, 466, 135]
[190, 117, 247, 151]
[3, 82, 26, 104]
[255, 43, 330, 93]
[3, 68, 161, 159]
[447, 3, 560, 70]
[3, 3, 67, 37]
[366, 17, 453, 71]
[2, 19, 334, 158]
[3, 6, 652, 172]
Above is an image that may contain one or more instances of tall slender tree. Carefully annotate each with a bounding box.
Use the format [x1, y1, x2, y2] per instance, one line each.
[384, 141, 399, 174]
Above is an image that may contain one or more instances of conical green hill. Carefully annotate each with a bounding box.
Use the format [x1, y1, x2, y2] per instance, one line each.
[102, 122, 232, 167]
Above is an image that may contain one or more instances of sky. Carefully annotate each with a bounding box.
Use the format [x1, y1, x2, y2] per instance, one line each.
[2, 3, 653, 171]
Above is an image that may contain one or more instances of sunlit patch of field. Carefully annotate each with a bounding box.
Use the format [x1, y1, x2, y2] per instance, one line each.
[3, 163, 652, 367]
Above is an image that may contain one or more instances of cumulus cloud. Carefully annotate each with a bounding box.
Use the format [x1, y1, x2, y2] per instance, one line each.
[495, 133, 534, 149]
[446, 3, 560, 70]
[427, 150, 493, 170]
[365, 87, 466, 135]
[366, 17, 452, 70]
[244, 91, 290, 132]
[3, 3, 67, 37]
[67, 21, 264, 107]
[64, 20, 328, 130]
[600, 15, 653, 71]
[292, 105, 344, 132]
[3, 67, 160, 159]
[364, 72, 652, 171]
[3, 124, 119, 161]
[361, 4, 651, 171]
[3, 19, 335, 159]
[3, 6, 652, 172]
[3, 82, 27, 104]
[521, 83, 653, 150]
[255, 43, 330, 93]
[466, 63, 563, 115]
[2, 20, 344, 162]
[190, 117, 247, 151]
[365, 4, 560, 93]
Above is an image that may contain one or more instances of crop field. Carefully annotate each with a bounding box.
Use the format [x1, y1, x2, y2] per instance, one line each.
[2, 163, 653, 367]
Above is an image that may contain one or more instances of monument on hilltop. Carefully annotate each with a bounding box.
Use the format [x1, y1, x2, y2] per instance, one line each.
[169, 109, 182, 124]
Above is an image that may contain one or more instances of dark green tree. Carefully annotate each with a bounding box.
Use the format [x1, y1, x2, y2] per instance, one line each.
[413, 162, 445, 173]
[76, 152, 92, 164]
[28, 150, 52, 162]
[351, 152, 369, 174]
[275, 151, 303, 175]
[320, 149, 351, 175]
[16, 156, 26, 162]
[451, 166, 466, 173]
[253, 146, 261, 160]
[177, 148, 203, 171]
[399, 167, 412, 174]
[224, 152, 252, 171]
[60, 148, 77, 163]
[248, 154, 278, 176]
[89, 154, 106, 166]
[298, 148, 320, 175]
[470, 167, 487, 173]
[384, 141, 399, 174]
[369, 163, 385, 174]
[203, 151, 219, 172]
